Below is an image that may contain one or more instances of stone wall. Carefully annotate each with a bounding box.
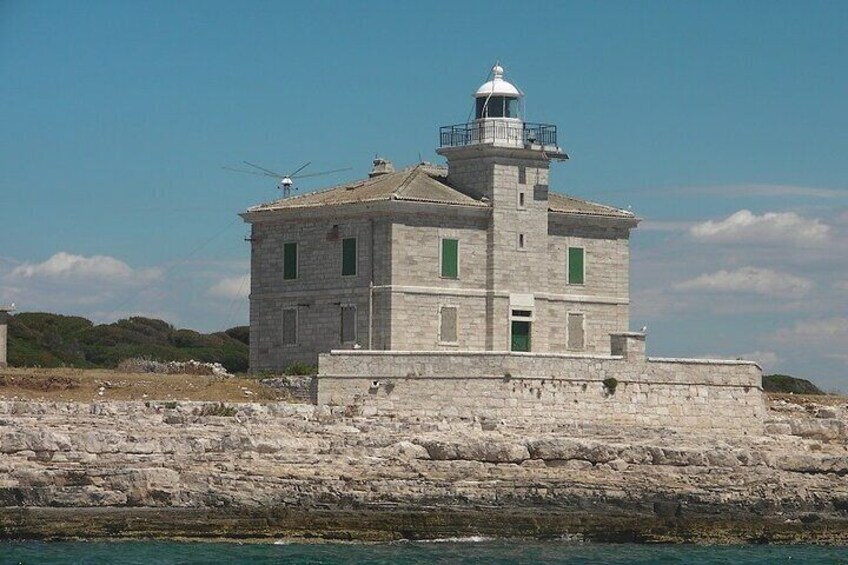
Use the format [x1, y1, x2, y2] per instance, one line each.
[249, 213, 384, 371]
[0, 310, 8, 368]
[317, 350, 766, 434]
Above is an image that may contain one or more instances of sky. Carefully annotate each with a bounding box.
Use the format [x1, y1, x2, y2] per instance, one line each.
[1, 1, 846, 389]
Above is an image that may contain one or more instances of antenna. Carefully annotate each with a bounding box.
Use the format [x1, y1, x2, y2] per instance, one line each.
[223, 161, 351, 197]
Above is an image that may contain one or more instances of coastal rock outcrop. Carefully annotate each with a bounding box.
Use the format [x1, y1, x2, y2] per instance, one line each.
[0, 396, 846, 542]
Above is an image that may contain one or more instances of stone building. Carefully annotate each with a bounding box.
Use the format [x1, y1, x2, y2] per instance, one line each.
[242, 64, 639, 371]
[0, 304, 14, 369]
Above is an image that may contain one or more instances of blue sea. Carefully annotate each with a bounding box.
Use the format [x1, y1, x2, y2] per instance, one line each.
[1, 540, 846, 564]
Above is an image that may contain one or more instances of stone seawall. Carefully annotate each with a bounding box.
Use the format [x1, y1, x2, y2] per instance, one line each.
[317, 351, 765, 434]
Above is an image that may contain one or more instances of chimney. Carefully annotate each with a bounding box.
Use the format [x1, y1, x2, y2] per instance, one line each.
[369, 157, 394, 178]
[610, 331, 646, 362]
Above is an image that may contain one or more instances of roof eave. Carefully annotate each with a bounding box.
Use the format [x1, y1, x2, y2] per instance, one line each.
[241, 197, 490, 223]
[549, 209, 641, 227]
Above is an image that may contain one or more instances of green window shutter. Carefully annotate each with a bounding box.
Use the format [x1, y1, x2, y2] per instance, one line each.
[441, 238, 458, 279]
[342, 238, 357, 276]
[568, 247, 584, 285]
[283, 242, 298, 280]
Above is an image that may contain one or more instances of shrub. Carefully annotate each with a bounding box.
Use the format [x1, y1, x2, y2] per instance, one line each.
[224, 326, 250, 346]
[763, 374, 824, 395]
[603, 377, 619, 395]
[285, 361, 316, 376]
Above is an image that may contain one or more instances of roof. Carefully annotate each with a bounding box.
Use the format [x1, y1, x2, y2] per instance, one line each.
[475, 64, 522, 98]
[246, 164, 488, 212]
[245, 163, 635, 221]
[548, 192, 635, 219]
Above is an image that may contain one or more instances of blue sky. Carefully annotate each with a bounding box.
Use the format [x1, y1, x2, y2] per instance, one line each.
[1, 1, 846, 388]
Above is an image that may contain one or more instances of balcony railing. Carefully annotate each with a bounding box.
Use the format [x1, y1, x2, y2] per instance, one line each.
[439, 121, 557, 148]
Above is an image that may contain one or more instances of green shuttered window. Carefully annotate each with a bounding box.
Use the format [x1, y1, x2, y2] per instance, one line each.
[568, 247, 584, 285]
[283, 242, 298, 280]
[342, 238, 357, 276]
[441, 238, 459, 279]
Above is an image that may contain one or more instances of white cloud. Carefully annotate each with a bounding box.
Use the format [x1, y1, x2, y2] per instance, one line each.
[769, 317, 848, 345]
[690, 210, 831, 245]
[737, 351, 780, 371]
[208, 275, 250, 300]
[673, 267, 814, 297]
[835, 280, 848, 291]
[8, 252, 161, 283]
[638, 220, 695, 232]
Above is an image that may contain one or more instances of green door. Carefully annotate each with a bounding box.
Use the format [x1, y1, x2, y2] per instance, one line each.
[511, 321, 531, 352]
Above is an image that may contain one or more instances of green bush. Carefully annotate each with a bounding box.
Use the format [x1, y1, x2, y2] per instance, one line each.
[285, 361, 317, 376]
[7, 312, 249, 373]
[763, 374, 824, 395]
[602, 377, 619, 394]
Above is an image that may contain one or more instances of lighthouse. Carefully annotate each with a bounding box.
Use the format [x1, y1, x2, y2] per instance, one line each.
[436, 62, 568, 350]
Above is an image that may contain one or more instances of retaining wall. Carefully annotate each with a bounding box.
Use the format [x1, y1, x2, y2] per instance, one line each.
[317, 351, 766, 434]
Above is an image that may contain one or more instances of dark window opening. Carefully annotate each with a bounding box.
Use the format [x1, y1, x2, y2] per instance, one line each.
[342, 238, 357, 276]
[475, 96, 520, 119]
[283, 243, 298, 280]
[340, 305, 356, 343]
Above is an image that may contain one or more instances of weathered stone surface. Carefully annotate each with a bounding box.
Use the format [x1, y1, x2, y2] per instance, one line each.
[0, 397, 845, 542]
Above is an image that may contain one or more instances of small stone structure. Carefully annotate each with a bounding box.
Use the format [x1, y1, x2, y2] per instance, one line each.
[0, 305, 13, 368]
[318, 334, 766, 435]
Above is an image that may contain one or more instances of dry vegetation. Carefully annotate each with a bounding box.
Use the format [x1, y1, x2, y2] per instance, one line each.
[767, 392, 848, 408]
[0, 367, 290, 403]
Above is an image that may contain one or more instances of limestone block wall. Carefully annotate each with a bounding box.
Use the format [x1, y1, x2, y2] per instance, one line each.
[250, 215, 383, 371]
[547, 216, 631, 299]
[390, 214, 489, 288]
[386, 292, 488, 350]
[542, 300, 628, 354]
[317, 351, 766, 434]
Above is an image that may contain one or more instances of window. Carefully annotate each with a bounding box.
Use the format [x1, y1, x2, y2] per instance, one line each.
[340, 305, 356, 343]
[441, 238, 459, 279]
[283, 242, 298, 280]
[439, 306, 458, 343]
[342, 238, 357, 276]
[282, 308, 297, 346]
[567, 246, 585, 285]
[510, 308, 533, 353]
[518, 166, 527, 185]
[518, 191, 526, 209]
[567, 312, 585, 350]
[518, 233, 525, 250]
[475, 95, 520, 119]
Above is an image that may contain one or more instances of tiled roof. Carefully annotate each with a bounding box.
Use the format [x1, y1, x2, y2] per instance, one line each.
[246, 163, 635, 221]
[548, 192, 635, 219]
[247, 164, 487, 212]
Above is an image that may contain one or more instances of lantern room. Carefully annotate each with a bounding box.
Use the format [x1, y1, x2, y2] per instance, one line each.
[474, 63, 522, 121]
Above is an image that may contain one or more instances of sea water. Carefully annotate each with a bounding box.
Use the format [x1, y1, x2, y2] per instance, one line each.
[1, 540, 846, 564]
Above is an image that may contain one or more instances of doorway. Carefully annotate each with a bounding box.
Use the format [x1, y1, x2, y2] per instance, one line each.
[511, 320, 531, 352]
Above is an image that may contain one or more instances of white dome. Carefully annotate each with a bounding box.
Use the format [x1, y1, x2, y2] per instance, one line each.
[474, 63, 522, 98]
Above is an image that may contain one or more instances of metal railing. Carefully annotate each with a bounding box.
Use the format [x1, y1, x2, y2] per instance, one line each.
[439, 121, 557, 148]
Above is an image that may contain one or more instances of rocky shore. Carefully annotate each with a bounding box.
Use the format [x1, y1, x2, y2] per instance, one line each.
[0, 395, 846, 543]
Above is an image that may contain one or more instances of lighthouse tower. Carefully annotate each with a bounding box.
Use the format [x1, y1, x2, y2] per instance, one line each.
[437, 63, 568, 351]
